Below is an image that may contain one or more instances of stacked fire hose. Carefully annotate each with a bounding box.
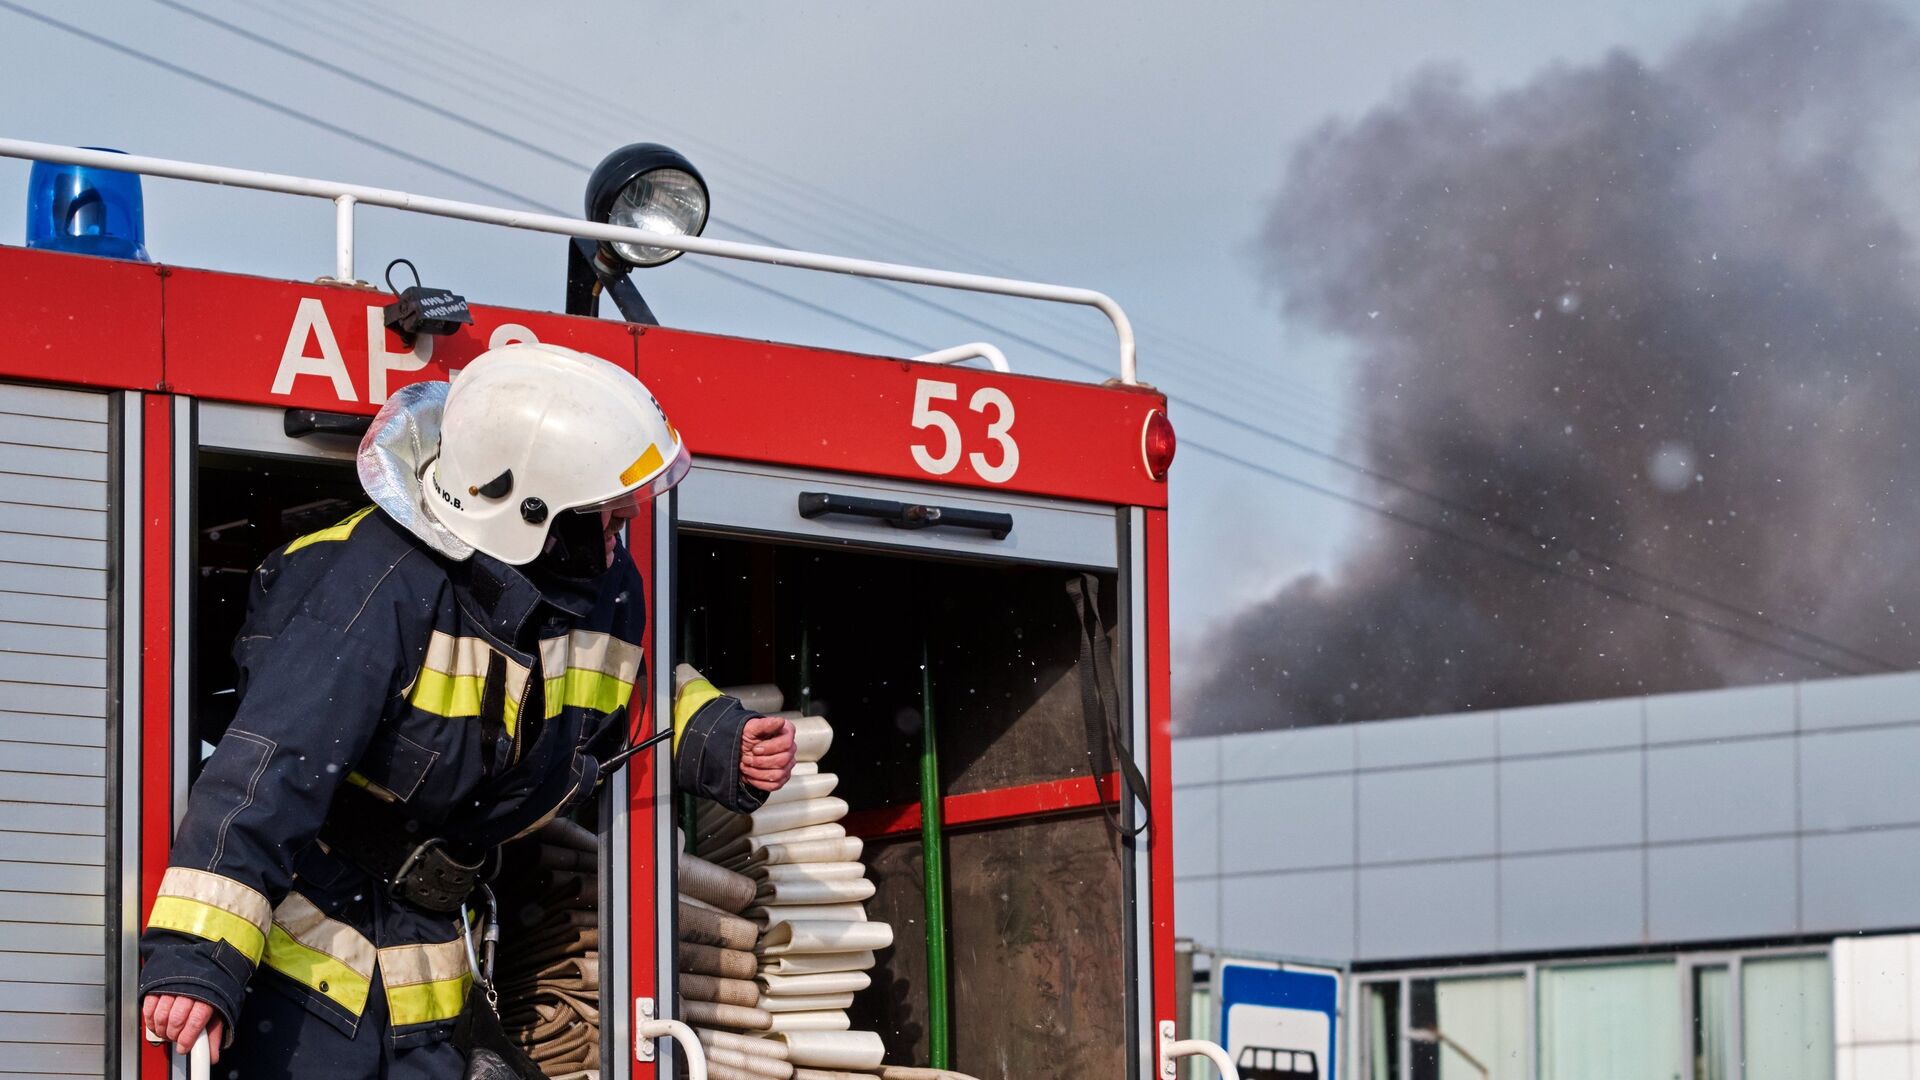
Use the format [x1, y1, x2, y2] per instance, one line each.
[674, 679, 919, 1080]
[493, 817, 605, 1079]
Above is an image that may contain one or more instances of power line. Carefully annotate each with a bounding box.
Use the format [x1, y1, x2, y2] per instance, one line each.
[1180, 442, 1865, 677]
[9, 2, 1891, 676]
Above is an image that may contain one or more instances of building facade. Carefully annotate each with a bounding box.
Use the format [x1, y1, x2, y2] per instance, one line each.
[1173, 671, 1920, 1079]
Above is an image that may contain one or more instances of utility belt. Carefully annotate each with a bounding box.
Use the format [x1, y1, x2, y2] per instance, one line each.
[317, 784, 495, 914]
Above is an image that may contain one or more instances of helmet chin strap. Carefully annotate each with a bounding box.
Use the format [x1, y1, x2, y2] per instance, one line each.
[533, 509, 609, 579]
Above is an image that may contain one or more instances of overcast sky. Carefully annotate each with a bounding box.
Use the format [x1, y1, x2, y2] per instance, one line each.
[3, 0, 1837, 684]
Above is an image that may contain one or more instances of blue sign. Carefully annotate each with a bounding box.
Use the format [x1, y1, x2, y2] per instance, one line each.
[1217, 960, 1340, 1080]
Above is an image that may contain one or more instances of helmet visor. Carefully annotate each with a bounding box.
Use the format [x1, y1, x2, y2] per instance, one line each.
[575, 440, 692, 520]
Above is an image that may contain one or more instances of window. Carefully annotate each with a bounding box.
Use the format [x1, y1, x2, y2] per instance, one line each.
[1362, 951, 1832, 1080]
[1365, 981, 1401, 1080]
[1692, 965, 1732, 1080]
[1742, 956, 1832, 1080]
[1539, 962, 1680, 1080]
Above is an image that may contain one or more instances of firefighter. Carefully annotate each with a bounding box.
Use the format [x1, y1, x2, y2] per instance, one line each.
[137, 343, 796, 1077]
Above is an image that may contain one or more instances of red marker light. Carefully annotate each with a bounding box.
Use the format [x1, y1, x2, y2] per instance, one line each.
[1141, 409, 1176, 481]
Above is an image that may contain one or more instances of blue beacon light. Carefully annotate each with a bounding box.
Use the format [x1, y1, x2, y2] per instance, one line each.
[26, 147, 150, 262]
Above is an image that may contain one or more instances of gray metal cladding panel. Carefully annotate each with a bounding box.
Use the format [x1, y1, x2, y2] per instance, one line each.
[0, 860, 104, 897]
[0, 471, 106, 512]
[1799, 670, 1920, 730]
[1499, 750, 1643, 854]
[1800, 725, 1920, 831]
[1173, 786, 1219, 878]
[0, 651, 106, 690]
[1, 949, 103, 986]
[0, 533, 108, 573]
[0, 383, 112, 1073]
[0, 562, 104, 601]
[1357, 763, 1497, 863]
[0, 614, 109, 657]
[1801, 825, 1920, 933]
[0, 714, 106, 748]
[1646, 838, 1798, 942]
[0, 921, 107, 956]
[0, 980, 103, 1013]
[1218, 724, 1354, 782]
[1645, 738, 1797, 843]
[0, 801, 105, 836]
[1176, 879, 1221, 948]
[0, 411, 110, 452]
[1497, 696, 1642, 756]
[0, 830, 105, 866]
[0, 680, 108, 719]
[0, 590, 108, 632]
[1357, 859, 1498, 959]
[0, 502, 106, 542]
[0, 741, 106, 777]
[0, 890, 106, 925]
[0, 383, 108, 423]
[0, 440, 109, 482]
[1644, 682, 1796, 744]
[1220, 775, 1354, 873]
[1172, 736, 1220, 785]
[1500, 849, 1646, 953]
[1355, 710, 1496, 769]
[0, 771, 104, 809]
[0, 1009, 103, 1045]
[1222, 869, 1354, 962]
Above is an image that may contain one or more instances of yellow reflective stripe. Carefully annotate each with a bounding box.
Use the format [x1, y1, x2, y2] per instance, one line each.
[620, 443, 665, 487]
[147, 897, 267, 964]
[380, 939, 472, 1027]
[673, 677, 723, 750]
[261, 893, 375, 1017]
[265, 929, 372, 1016]
[406, 631, 530, 734]
[545, 668, 636, 717]
[284, 505, 376, 554]
[146, 867, 272, 962]
[343, 771, 399, 802]
[408, 669, 486, 717]
[538, 631, 644, 718]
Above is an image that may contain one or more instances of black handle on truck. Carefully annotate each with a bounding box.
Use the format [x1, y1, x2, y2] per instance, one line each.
[797, 491, 1012, 540]
[284, 409, 373, 439]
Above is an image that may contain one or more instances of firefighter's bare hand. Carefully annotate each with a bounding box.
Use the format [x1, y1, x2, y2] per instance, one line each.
[143, 992, 224, 1063]
[741, 715, 796, 791]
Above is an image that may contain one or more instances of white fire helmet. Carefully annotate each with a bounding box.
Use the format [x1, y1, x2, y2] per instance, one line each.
[422, 342, 689, 565]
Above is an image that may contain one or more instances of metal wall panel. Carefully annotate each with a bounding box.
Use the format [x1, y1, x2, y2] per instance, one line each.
[0, 382, 110, 1072]
[1176, 670, 1920, 964]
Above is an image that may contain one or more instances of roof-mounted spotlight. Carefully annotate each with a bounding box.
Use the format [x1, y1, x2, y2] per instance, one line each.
[565, 143, 708, 325]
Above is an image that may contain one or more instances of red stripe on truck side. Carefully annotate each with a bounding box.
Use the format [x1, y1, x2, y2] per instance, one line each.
[841, 772, 1120, 839]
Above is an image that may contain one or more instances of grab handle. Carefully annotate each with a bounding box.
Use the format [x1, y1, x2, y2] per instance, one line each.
[636, 998, 708, 1080]
[797, 491, 1012, 539]
[1159, 1022, 1240, 1080]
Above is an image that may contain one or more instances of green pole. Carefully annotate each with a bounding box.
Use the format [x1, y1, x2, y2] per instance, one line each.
[919, 636, 951, 1068]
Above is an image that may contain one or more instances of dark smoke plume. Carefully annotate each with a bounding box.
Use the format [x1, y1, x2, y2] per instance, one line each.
[1188, 0, 1920, 733]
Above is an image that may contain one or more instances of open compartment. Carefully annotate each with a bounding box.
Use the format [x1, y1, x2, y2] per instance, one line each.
[188, 437, 624, 1077]
[676, 531, 1133, 1079]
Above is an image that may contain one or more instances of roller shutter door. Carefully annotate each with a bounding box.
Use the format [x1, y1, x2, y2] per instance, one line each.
[0, 382, 109, 1076]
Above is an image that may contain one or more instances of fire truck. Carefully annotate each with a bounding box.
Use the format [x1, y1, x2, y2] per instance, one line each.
[0, 139, 1234, 1080]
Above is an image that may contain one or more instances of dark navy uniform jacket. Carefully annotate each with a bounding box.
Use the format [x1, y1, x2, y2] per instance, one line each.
[138, 506, 765, 1051]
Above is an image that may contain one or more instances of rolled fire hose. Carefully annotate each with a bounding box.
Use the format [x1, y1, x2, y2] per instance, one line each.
[758, 950, 876, 976]
[776, 1029, 886, 1071]
[681, 941, 760, 980]
[751, 860, 868, 883]
[761, 1011, 852, 1034]
[759, 993, 857, 1013]
[759, 919, 894, 955]
[681, 850, 758, 913]
[759, 970, 871, 996]
[697, 1027, 791, 1060]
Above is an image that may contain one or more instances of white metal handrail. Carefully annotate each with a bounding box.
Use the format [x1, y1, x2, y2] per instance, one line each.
[0, 138, 1139, 384]
[1159, 1022, 1242, 1080]
[912, 342, 1012, 373]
